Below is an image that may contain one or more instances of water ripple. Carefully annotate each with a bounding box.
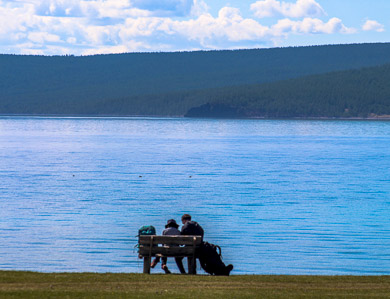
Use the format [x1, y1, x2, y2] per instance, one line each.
[0, 117, 389, 274]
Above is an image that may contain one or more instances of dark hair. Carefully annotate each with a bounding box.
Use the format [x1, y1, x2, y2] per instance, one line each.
[165, 219, 179, 229]
[181, 214, 191, 221]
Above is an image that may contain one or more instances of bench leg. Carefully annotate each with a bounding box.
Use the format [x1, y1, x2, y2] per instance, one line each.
[143, 256, 151, 274]
[187, 257, 197, 275]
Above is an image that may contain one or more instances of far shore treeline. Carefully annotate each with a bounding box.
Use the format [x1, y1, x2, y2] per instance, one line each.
[1, 43, 390, 118]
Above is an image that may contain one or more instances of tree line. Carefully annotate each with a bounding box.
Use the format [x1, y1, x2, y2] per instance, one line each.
[1, 43, 390, 117]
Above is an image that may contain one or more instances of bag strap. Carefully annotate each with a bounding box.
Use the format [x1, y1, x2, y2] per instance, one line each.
[216, 245, 222, 258]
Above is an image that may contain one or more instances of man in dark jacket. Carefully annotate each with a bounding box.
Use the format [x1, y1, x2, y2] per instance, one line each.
[180, 214, 204, 240]
[179, 214, 204, 274]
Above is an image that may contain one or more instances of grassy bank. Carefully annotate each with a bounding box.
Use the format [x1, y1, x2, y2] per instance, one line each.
[1, 271, 390, 298]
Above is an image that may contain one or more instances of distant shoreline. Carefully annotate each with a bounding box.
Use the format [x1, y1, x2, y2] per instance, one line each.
[1, 114, 390, 121]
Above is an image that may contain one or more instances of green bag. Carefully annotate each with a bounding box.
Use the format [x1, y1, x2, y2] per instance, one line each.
[138, 225, 156, 236]
[136, 225, 156, 250]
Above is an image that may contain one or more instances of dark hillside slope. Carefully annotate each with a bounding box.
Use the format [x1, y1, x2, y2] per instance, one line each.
[13, 62, 389, 118]
[2, 43, 390, 115]
[184, 63, 390, 118]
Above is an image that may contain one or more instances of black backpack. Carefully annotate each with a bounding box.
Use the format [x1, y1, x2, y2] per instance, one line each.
[197, 242, 233, 276]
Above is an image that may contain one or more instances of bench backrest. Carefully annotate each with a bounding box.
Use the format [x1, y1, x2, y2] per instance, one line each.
[138, 235, 202, 257]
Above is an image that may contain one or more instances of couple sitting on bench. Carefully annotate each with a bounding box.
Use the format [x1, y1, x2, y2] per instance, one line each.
[150, 214, 203, 274]
[150, 213, 233, 275]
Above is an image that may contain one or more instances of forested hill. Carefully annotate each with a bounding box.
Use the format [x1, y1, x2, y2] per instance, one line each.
[29, 62, 388, 118]
[1, 43, 390, 117]
[184, 63, 390, 118]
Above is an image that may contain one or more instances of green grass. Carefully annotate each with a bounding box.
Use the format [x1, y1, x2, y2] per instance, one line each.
[0, 271, 389, 298]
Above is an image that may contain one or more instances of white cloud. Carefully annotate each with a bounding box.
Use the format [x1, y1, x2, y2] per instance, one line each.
[32, 0, 199, 18]
[131, 0, 194, 16]
[251, 0, 325, 19]
[362, 20, 385, 32]
[33, 0, 151, 19]
[272, 17, 356, 36]
[0, 0, 357, 55]
[170, 7, 270, 47]
[82, 42, 147, 55]
[28, 31, 61, 43]
[0, 2, 33, 36]
[35, 0, 84, 17]
[190, 0, 209, 17]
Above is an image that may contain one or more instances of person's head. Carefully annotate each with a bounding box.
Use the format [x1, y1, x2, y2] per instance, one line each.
[181, 214, 191, 224]
[165, 219, 179, 229]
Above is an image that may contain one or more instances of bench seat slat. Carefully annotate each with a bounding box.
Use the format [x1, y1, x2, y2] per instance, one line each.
[139, 246, 197, 256]
[138, 235, 202, 274]
[139, 235, 202, 246]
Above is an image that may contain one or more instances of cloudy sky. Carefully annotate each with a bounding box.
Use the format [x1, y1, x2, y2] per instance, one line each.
[0, 0, 388, 55]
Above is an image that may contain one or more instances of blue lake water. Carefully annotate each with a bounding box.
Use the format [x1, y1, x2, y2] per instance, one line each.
[0, 116, 389, 275]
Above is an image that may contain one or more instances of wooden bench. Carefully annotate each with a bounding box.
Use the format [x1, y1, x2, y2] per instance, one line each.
[138, 235, 202, 274]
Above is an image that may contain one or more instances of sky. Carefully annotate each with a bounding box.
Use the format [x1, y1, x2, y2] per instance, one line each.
[0, 0, 388, 55]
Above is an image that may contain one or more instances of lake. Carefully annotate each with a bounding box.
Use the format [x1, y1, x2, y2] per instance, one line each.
[0, 116, 389, 275]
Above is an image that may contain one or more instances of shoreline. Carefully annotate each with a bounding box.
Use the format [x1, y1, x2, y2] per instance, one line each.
[1, 114, 390, 121]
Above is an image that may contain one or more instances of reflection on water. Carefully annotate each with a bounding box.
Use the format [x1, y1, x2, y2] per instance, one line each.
[0, 117, 389, 274]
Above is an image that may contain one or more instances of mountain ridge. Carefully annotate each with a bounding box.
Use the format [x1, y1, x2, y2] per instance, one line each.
[1, 43, 390, 118]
